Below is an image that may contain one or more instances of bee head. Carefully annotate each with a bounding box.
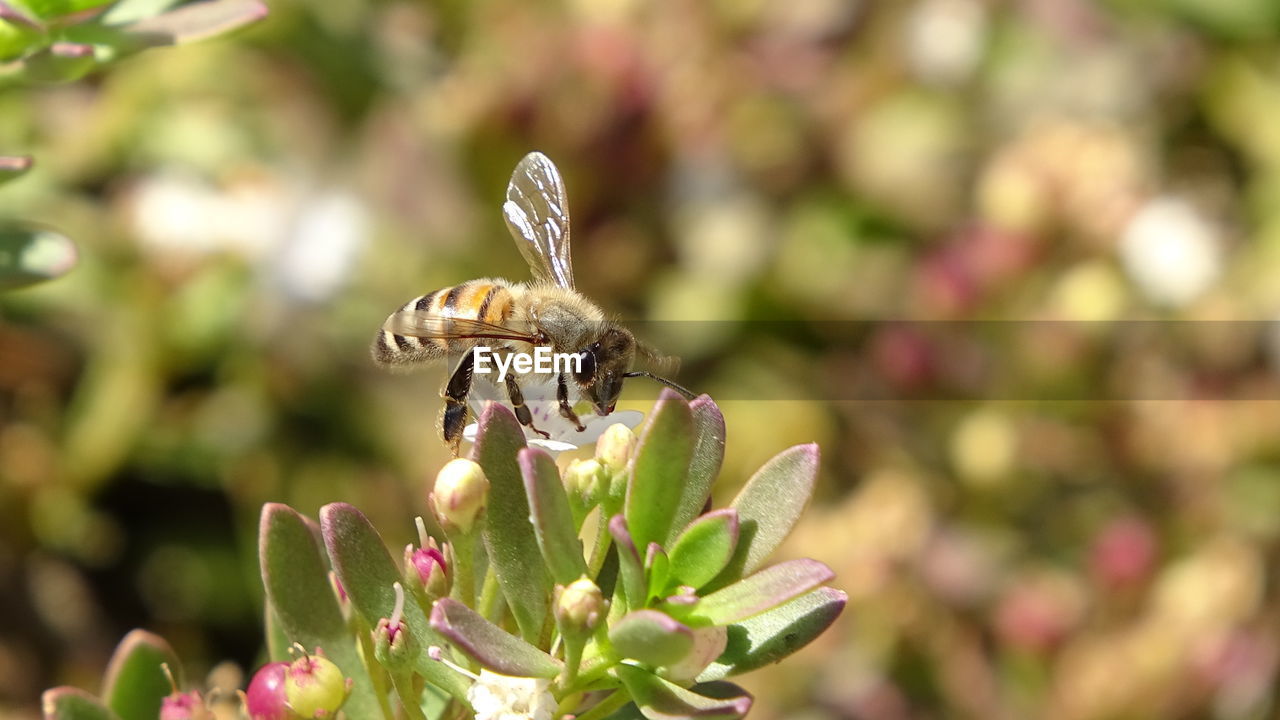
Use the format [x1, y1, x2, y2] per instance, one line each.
[574, 326, 636, 415]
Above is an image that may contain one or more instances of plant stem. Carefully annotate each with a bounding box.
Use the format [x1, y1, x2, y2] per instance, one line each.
[355, 619, 398, 720]
[391, 670, 428, 720]
[572, 689, 628, 720]
[449, 531, 477, 607]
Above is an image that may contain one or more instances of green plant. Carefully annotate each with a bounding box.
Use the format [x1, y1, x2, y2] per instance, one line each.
[0, 0, 267, 292]
[41, 390, 844, 719]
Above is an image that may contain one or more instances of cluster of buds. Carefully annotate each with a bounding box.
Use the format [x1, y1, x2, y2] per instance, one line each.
[251, 392, 842, 720]
[44, 392, 841, 720]
[243, 646, 351, 720]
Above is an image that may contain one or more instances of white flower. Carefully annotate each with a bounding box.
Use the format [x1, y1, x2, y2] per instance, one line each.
[1119, 196, 1222, 308]
[466, 670, 555, 720]
[463, 376, 644, 455]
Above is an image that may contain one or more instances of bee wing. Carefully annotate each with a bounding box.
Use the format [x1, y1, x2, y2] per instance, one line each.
[503, 151, 575, 289]
[384, 311, 540, 344]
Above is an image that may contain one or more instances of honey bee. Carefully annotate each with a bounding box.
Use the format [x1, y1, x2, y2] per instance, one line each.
[373, 152, 693, 455]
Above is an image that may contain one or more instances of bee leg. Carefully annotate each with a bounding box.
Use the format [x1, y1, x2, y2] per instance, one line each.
[557, 372, 586, 432]
[504, 374, 552, 439]
[442, 350, 475, 456]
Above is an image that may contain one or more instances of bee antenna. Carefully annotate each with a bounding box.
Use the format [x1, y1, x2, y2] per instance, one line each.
[635, 339, 681, 374]
[623, 371, 697, 400]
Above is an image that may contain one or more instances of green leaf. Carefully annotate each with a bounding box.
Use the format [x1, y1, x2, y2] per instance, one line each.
[666, 509, 738, 593]
[698, 587, 846, 681]
[118, 0, 265, 44]
[600, 700, 648, 720]
[9, 0, 111, 21]
[56, 22, 145, 60]
[100, 0, 181, 25]
[710, 444, 819, 590]
[608, 514, 646, 612]
[8, 40, 95, 83]
[41, 687, 119, 720]
[257, 503, 380, 720]
[265, 605, 290, 663]
[474, 403, 550, 642]
[644, 543, 669, 602]
[626, 389, 694, 551]
[520, 447, 587, 586]
[609, 610, 695, 668]
[670, 396, 725, 536]
[431, 598, 561, 678]
[100, 630, 180, 720]
[672, 559, 834, 627]
[0, 20, 44, 62]
[614, 665, 752, 720]
[0, 225, 75, 290]
[319, 502, 469, 700]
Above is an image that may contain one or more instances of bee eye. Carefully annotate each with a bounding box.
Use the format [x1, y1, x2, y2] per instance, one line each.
[576, 350, 597, 382]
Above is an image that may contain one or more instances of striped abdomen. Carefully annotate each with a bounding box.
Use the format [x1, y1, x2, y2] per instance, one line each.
[372, 278, 517, 368]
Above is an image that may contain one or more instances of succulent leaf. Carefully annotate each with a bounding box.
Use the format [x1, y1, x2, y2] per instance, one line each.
[318, 502, 468, 699]
[609, 610, 695, 668]
[698, 587, 846, 681]
[119, 0, 266, 45]
[430, 597, 561, 678]
[626, 389, 695, 551]
[264, 605, 290, 663]
[711, 444, 819, 589]
[614, 665, 752, 720]
[0, 225, 76, 289]
[10, 0, 111, 21]
[666, 509, 739, 593]
[672, 559, 834, 627]
[41, 687, 120, 720]
[644, 543, 670, 602]
[520, 446, 587, 585]
[608, 514, 646, 612]
[256, 503, 380, 719]
[670, 396, 726, 534]
[474, 402, 551, 642]
[100, 630, 181, 720]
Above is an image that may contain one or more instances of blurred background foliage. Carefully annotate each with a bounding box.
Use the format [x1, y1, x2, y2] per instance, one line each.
[5, 0, 1280, 718]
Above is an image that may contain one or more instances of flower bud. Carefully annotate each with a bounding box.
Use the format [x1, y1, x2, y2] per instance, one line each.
[284, 649, 351, 719]
[160, 691, 211, 720]
[158, 663, 211, 720]
[373, 582, 417, 671]
[596, 423, 637, 476]
[555, 577, 605, 638]
[404, 544, 449, 600]
[244, 662, 290, 720]
[373, 617, 415, 670]
[431, 459, 489, 535]
[563, 459, 608, 509]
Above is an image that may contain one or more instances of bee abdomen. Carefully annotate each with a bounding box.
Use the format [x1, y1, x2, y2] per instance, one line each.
[371, 289, 446, 368]
[371, 281, 515, 369]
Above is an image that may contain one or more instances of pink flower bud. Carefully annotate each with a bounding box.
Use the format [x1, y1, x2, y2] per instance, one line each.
[411, 546, 447, 587]
[244, 662, 290, 720]
[160, 691, 209, 720]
